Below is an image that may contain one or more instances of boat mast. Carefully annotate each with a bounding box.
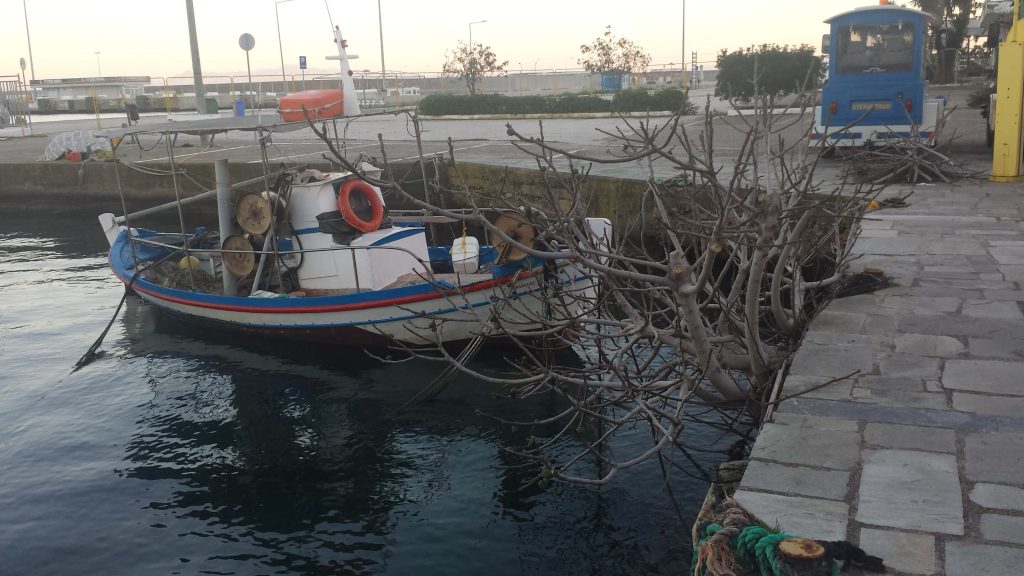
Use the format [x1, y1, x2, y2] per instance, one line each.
[331, 25, 361, 116]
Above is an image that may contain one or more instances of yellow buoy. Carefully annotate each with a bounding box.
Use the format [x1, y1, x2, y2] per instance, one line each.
[178, 255, 201, 270]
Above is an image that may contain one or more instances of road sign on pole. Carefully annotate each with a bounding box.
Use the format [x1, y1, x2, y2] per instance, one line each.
[299, 55, 307, 70]
[239, 33, 255, 114]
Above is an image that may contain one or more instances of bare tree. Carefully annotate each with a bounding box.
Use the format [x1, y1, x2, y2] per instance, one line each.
[308, 94, 877, 486]
[441, 41, 508, 95]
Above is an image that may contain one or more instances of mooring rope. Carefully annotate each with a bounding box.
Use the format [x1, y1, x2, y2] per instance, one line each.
[75, 233, 206, 370]
[693, 524, 841, 576]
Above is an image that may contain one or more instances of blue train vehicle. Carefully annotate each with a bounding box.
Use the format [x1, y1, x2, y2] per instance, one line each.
[811, 4, 944, 147]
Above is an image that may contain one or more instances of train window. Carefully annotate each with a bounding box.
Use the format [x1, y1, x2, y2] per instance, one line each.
[835, 23, 915, 74]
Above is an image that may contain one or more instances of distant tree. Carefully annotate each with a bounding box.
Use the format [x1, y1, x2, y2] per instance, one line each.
[442, 42, 508, 95]
[578, 28, 652, 93]
[910, 0, 978, 83]
[715, 44, 822, 107]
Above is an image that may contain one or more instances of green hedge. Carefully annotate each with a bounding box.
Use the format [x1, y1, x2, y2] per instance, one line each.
[419, 89, 697, 116]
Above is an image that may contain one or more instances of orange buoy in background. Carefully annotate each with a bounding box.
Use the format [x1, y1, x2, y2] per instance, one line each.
[278, 89, 344, 123]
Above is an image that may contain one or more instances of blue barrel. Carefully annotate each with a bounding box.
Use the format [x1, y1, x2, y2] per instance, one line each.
[234, 99, 245, 117]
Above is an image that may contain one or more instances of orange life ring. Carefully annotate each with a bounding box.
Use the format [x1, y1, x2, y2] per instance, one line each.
[337, 179, 384, 233]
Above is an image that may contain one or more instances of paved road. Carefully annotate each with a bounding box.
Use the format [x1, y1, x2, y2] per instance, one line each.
[0, 84, 992, 184]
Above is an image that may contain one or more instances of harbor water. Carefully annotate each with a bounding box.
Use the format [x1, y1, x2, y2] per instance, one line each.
[0, 206, 729, 575]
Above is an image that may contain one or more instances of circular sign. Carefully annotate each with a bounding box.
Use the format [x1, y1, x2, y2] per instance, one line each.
[238, 33, 255, 51]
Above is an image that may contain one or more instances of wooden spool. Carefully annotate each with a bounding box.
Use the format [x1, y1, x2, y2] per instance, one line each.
[489, 211, 536, 263]
[777, 538, 832, 576]
[235, 192, 272, 235]
[221, 234, 256, 278]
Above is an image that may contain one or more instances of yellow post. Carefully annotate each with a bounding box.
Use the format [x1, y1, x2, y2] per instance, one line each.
[991, 1, 1024, 181]
[163, 77, 173, 117]
[91, 85, 101, 130]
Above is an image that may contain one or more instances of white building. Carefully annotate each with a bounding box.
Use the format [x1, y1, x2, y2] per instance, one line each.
[30, 76, 151, 101]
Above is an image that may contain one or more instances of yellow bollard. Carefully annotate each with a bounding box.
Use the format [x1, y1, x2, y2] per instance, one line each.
[990, 0, 1024, 181]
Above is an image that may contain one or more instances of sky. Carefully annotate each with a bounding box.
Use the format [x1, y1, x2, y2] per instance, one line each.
[1, 0, 874, 82]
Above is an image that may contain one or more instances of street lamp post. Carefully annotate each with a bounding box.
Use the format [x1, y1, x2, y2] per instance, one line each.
[275, 0, 295, 88]
[94, 51, 101, 76]
[681, 0, 687, 88]
[21, 0, 35, 82]
[184, 0, 208, 145]
[377, 0, 387, 95]
[468, 19, 486, 47]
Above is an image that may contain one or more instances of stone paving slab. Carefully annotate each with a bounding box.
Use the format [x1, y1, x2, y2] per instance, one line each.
[981, 514, 1024, 545]
[953, 392, 1024, 417]
[858, 528, 936, 575]
[945, 542, 1024, 576]
[965, 431, 1024, 484]
[740, 459, 850, 500]
[863, 423, 956, 453]
[733, 490, 849, 542]
[856, 449, 964, 535]
[744, 422, 861, 470]
[781, 375, 853, 401]
[788, 343, 875, 379]
[737, 181, 1024, 575]
[970, 483, 1024, 511]
[877, 353, 942, 380]
[967, 337, 1024, 359]
[962, 299, 1024, 320]
[850, 387, 949, 410]
[778, 396, 1024, 432]
[893, 333, 966, 357]
[770, 412, 859, 431]
[944, 360, 1024, 395]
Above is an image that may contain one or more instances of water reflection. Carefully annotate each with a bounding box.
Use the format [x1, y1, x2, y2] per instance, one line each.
[117, 300, 707, 575]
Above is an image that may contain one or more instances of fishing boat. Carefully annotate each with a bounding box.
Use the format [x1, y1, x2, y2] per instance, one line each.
[95, 25, 609, 348]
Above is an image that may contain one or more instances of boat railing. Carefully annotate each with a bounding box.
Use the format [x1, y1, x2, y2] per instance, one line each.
[130, 235, 449, 294]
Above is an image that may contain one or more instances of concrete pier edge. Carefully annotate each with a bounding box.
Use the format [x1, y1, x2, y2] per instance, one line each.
[736, 179, 1024, 576]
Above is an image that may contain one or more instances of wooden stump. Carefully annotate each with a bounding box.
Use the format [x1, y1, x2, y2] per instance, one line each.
[776, 538, 833, 576]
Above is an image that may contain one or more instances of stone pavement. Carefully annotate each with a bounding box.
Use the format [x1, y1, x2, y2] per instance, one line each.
[735, 179, 1024, 575]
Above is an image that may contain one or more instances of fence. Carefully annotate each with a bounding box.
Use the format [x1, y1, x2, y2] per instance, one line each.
[0, 74, 32, 134]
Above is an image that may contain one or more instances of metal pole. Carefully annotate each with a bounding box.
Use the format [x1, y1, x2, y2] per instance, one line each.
[245, 51, 253, 114]
[22, 0, 35, 82]
[378, 0, 387, 94]
[95, 51, 101, 76]
[215, 159, 237, 296]
[275, 0, 293, 86]
[681, 0, 687, 88]
[185, 0, 208, 144]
